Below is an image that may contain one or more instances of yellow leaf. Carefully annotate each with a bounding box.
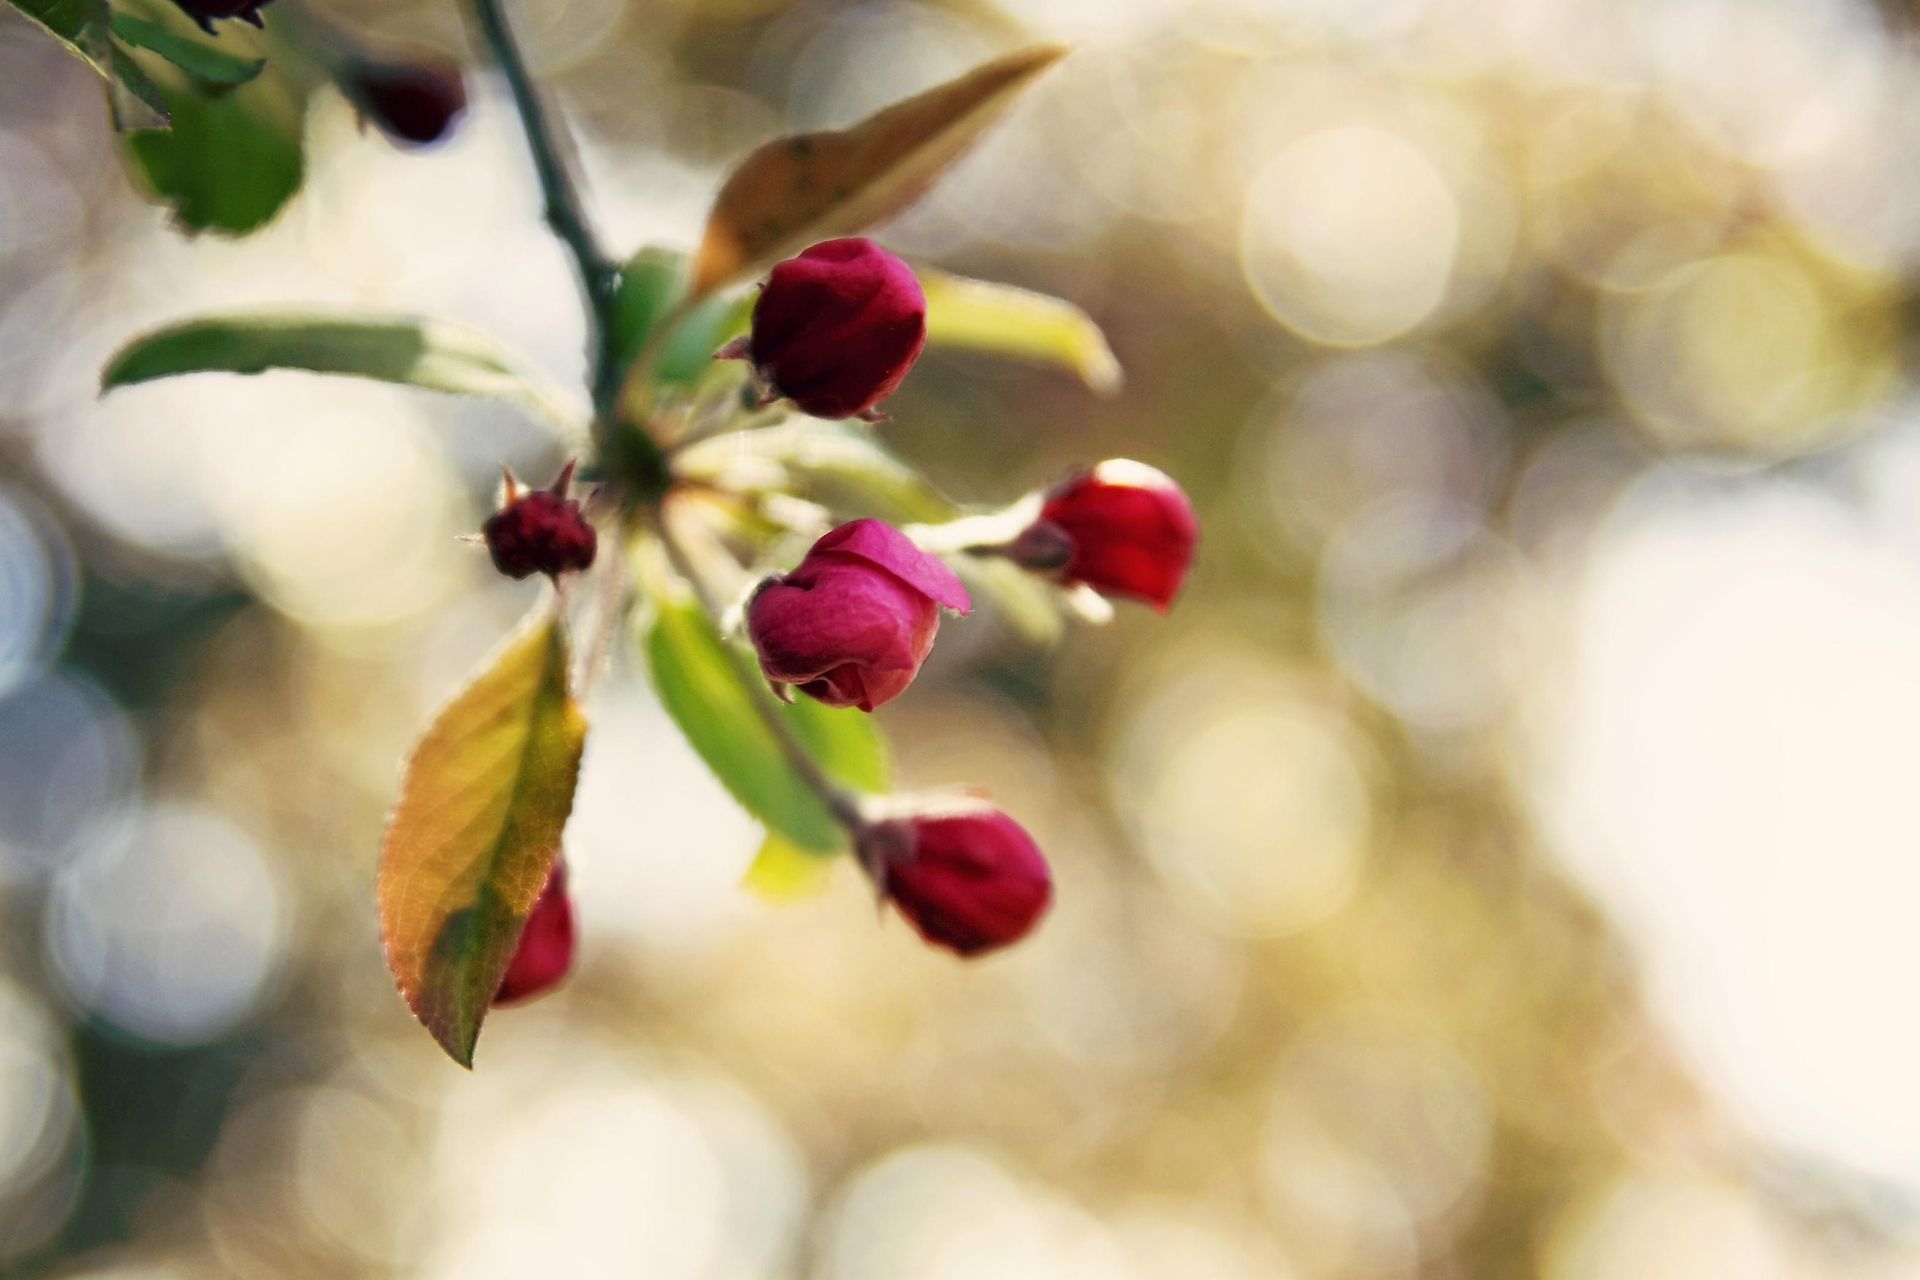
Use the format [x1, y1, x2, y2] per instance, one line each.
[742, 833, 837, 902]
[689, 44, 1068, 298]
[922, 269, 1122, 393]
[377, 607, 587, 1067]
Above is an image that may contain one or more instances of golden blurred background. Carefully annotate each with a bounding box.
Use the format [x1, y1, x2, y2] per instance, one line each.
[5, 0, 1920, 1275]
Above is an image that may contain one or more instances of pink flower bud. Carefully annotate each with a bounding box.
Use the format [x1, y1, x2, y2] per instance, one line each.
[344, 56, 467, 147]
[860, 806, 1052, 957]
[735, 239, 927, 421]
[1033, 461, 1197, 611]
[747, 519, 970, 711]
[482, 463, 596, 580]
[494, 863, 574, 1005]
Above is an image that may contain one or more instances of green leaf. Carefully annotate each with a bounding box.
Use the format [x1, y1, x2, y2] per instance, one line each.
[689, 44, 1067, 297]
[8, 0, 173, 131]
[101, 312, 585, 436]
[922, 269, 1121, 393]
[644, 591, 887, 852]
[609, 248, 753, 389]
[743, 833, 836, 901]
[676, 421, 962, 525]
[124, 77, 302, 233]
[111, 12, 264, 88]
[378, 608, 587, 1068]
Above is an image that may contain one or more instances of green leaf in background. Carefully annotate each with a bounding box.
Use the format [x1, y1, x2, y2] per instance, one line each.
[377, 608, 587, 1068]
[922, 269, 1121, 393]
[609, 247, 753, 388]
[102, 312, 586, 437]
[743, 833, 836, 901]
[675, 421, 962, 525]
[124, 76, 301, 232]
[8, 0, 171, 130]
[644, 591, 888, 853]
[111, 12, 264, 89]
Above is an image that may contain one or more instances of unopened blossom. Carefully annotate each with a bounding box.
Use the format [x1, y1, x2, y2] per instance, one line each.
[494, 863, 575, 1005]
[1021, 460, 1198, 611]
[482, 462, 596, 580]
[859, 805, 1052, 957]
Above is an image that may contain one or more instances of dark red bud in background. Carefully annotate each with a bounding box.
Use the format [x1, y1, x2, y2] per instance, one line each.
[860, 807, 1052, 957]
[747, 519, 970, 712]
[733, 238, 927, 421]
[1035, 461, 1197, 611]
[494, 864, 574, 1005]
[168, 0, 273, 34]
[343, 56, 468, 148]
[482, 463, 596, 580]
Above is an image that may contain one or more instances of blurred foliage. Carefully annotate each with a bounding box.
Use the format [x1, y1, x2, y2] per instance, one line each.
[3, 0, 1920, 1277]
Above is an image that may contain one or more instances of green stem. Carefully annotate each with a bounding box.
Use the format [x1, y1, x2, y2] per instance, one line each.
[467, 0, 639, 427]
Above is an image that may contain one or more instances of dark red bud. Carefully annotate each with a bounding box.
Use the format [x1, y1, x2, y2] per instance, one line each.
[167, 0, 272, 34]
[344, 57, 467, 147]
[746, 519, 970, 712]
[734, 238, 927, 421]
[494, 863, 574, 1005]
[1035, 461, 1198, 611]
[482, 464, 596, 580]
[860, 807, 1052, 957]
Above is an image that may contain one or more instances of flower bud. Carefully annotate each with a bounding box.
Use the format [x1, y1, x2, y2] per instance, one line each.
[747, 519, 970, 711]
[168, 0, 272, 34]
[1029, 461, 1197, 611]
[727, 238, 927, 421]
[860, 806, 1052, 957]
[494, 863, 575, 1005]
[343, 56, 467, 147]
[482, 462, 596, 580]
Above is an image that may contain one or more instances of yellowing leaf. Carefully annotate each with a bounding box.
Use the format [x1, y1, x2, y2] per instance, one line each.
[689, 44, 1067, 297]
[378, 608, 587, 1067]
[743, 833, 836, 902]
[922, 269, 1122, 394]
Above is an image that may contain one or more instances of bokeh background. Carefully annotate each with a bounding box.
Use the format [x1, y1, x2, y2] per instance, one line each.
[6, 0, 1920, 1274]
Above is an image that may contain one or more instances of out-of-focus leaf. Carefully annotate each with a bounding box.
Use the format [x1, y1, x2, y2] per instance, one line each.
[8, 0, 173, 130]
[108, 43, 171, 131]
[676, 421, 962, 525]
[124, 76, 301, 232]
[110, 12, 264, 88]
[644, 591, 887, 852]
[689, 44, 1067, 298]
[956, 554, 1067, 646]
[922, 269, 1121, 394]
[743, 833, 837, 901]
[610, 248, 753, 388]
[378, 608, 587, 1068]
[102, 312, 584, 435]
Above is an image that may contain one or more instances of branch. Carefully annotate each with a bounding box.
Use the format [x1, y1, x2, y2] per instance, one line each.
[467, 0, 626, 414]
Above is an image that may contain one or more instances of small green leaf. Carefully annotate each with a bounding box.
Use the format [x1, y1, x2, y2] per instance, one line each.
[609, 248, 753, 389]
[107, 42, 171, 131]
[378, 608, 587, 1067]
[644, 590, 887, 852]
[102, 312, 585, 436]
[743, 833, 836, 901]
[111, 12, 264, 88]
[124, 76, 302, 232]
[922, 269, 1121, 393]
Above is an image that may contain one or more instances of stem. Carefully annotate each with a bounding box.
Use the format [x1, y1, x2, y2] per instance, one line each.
[652, 512, 868, 834]
[467, 0, 636, 424]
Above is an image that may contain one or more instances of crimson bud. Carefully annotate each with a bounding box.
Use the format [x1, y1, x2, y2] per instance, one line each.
[344, 56, 468, 147]
[747, 519, 970, 712]
[1028, 461, 1197, 611]
[860, 806, 1052, 957]
[494, 863, 575, 1005]
[168, 0, 272, 34]
[482, 462, 596, 580]
[724, 238, 927, 421]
